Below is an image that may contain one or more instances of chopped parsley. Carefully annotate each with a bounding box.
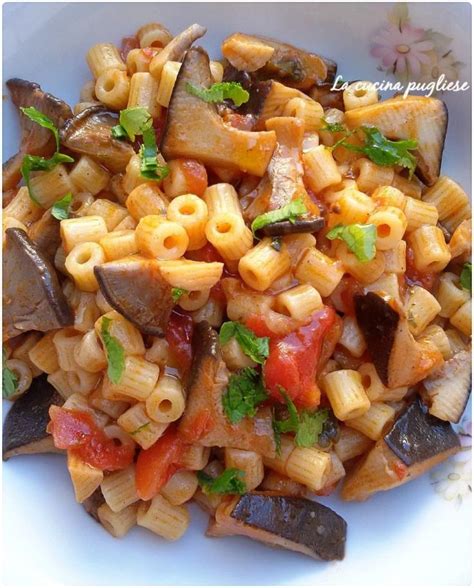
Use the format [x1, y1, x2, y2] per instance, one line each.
[2, 347, 18, 399]
[21, 152, 74, 205]
[112, 106, 152, 142]
[321, 118, 347, 133]
[222, 367, 268, 424]
[171, 287, 188, 303]
[251, 198, 308, 234]
[130, 422, 151, 436]
[219, 321, 269, 365]
[139, 126, 170, 181]
[197, 468, 246, 495]
[185, 81, 250, 107]
[51, 192, 73, 220]
[100, 317, 125, 384]
[20, 106, 60, 151]
[460, 262, 472, 292]
[326, 223, 377, 262]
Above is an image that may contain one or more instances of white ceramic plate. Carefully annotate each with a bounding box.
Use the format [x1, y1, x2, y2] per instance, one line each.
[2, 2, 472, 585]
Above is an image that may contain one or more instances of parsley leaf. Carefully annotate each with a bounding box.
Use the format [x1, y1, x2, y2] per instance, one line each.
[342, 126, 418, 177]
[100, 317, 125, 384]
[186, 81, 250, 107]
[2, 347, 18, 400]
[139, 127, 170, 181]
[130, 422, 151, 435]
[51, 192, 73, 220]
[197, 468, 246, 495]
[321, 118, 347, 133]
[20, 106, 60, 151]
[222, 367, 268, 424]
[460, 262, 472, 292]
[21, 152, 74, 205]
[273, 390, 330, 448]
[220, 321, 269, 365]
[112, 106, 153, 142]
[171, 287, 188, 303]
[326, 223, 377, 262]
[251, 198, 308, 234]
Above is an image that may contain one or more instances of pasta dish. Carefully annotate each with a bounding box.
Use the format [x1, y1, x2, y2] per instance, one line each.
[2, 21, 471, 562]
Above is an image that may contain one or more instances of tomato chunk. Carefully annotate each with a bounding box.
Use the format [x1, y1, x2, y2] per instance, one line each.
[405, 245, 437, 291]
[165, 309, 194, 373]
[135, 425, 187, 500]
[252, 307, 336, 409]
[48, 406, 135, 471]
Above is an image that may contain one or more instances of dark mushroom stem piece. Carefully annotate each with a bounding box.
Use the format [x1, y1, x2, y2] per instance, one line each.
[207, 492, 347, 561]
[2, 228, 73, 340]
[3, 375, 64, 460]
[255, 216, 325, 239]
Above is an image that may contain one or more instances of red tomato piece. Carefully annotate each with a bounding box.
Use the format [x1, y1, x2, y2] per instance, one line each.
[135, 425, 187, 500]
[178, 409, 214, 443]
[165, 309, 194, 373]
[261, 307, 336, 408]
[48, 406, 135, 471]
[177, 159, 208, 197]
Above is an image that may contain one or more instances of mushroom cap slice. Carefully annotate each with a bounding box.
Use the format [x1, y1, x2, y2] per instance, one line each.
[60, 106, 135, 173]
[161, 47, 277, 177]
[94, 256, 174, 336]
[422, 350, 471, 423]
[3, 78, 72, 191]
[2, 228, 73, 339]
[3, 374, 64, 460]
[178, 322, 276, 457]
[341, 397, 460, 501]
[354, 292, 443, 388]
[345, 95, 448, 186]
[255, 217, 325, 238]
[207, 492, 347, 561]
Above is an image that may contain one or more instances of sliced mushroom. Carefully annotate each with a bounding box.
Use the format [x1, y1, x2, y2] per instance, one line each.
[94, 256, 174, 336]
[309, 82, 345, 111]
[178, 322, 276, 457]
[221, 33, 336, 90]
[149, 23, 207, 79]
[341, 397, 460, 501]
[422, 350, 471, 423]
[3, 79, 72, 191]
[60, 106, 135, 173]
[344, 95, 448, 186]
[3, 228, 73, 340]
[207, 492, 347, 561]
[82, 487, 106, 522]
[354, 292, 443, 388]
[3, 374, 64, 460]
[243, 116, 322, 231]
[28, 209, 61, 263]
[255, 217, 325, 239]
[161, 47, 277, 177]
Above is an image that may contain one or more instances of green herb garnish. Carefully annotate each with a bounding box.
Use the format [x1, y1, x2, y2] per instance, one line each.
[20, 106, 60, 151]
[171, 287, 188, 303]
[321, 118, 347, 133]
[186, 81, 250, 107]
[220, 321, 269, 365]
[197, 468, 246, 495]
[460, 262, 472, 292]
[21, 152, 75, 205]
[51, 192, 73, 220]
[222, 367, 268, 424]
[112, 106, 152, 142]
[139, 127, 170, 181]
[326, 223, 377, 262]
[251, 198, 307, 234]
[100, 317, 125, 384]
[130, 422, 151, 435]
[2, 347, 18, 400]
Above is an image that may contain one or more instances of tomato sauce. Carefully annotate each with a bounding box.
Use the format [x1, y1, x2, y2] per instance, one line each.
[405, 245, 437, 291]
[165, 310, 194, 374]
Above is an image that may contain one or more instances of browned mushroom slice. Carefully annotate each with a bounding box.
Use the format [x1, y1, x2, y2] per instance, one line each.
[341, 397, 460, 501]
[82, 487, 106, 523]
[3, 78, 72, 190]
[60, 106, 135, 173]
[28, 209, 61, 263]
[354, 292, 443, 388]
[2, 228, 73, 340]
[94, 256, 174, 336]
[3, 375, 64, 460]
[255, 217, 325, 239]
[309, 82, 345, 110]
[222, 33, 336, 90]
[345, 95, 448, 186]
[422, 350, 471, 423]
[244, 116, 321, 224]
[161, 47, 276, 177]
[207, 492, 347, 561]
[178, 322, 276, 457]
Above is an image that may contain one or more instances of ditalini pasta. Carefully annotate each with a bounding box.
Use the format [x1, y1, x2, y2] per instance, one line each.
[2, 18, 470, 566]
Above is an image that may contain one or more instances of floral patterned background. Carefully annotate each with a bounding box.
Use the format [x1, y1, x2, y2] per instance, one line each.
[370, 3, 465, 88]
